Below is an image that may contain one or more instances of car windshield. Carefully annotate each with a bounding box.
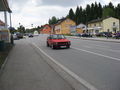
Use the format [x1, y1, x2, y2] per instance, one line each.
[52, 35, 66, 39]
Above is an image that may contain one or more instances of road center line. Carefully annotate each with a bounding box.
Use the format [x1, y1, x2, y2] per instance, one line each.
[32, 42, 97, 90]
[72, 47, 120, 61]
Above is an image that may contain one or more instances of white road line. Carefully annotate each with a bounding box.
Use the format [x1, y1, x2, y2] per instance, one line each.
[83, 46, 92, 48]
[83, 45, 120, 53]
[90, 44, 110, 48]
[32, 43, 97, 90]
[72, 47, 120, 61]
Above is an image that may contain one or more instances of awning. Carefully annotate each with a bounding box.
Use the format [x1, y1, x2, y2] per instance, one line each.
[0, 0, 12, 13]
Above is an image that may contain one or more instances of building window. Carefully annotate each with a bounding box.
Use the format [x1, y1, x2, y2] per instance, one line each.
[44, 27, 48, 29]
[66, 19, 70, 23]
[113, 22, 115, 26]
[89, 24, 91, 27]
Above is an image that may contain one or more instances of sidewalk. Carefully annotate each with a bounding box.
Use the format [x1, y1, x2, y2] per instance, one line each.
[67, 36, 120, 43]
[0, 39, 73, 90]
[81, 37, 120, 43]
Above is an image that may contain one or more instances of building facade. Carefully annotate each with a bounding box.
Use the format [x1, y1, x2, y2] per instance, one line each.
[41, 24, 51, 34]
[54, 18, 76, 34]
[87, 17, 120, 35]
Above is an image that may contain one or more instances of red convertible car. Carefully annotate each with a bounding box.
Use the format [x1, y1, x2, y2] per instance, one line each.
[47, 34, 71, 49]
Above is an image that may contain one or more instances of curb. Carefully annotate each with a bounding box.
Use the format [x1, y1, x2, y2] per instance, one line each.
[31, 43, 97, 90]
[0, 45, 14, 75]
[81, 38, 120, 43]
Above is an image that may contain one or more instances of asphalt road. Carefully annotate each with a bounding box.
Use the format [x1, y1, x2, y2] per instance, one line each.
[28, 35, 120, 90]
[0, 38, 73, 90]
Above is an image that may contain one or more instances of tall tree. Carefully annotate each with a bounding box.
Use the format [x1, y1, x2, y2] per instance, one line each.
[98, 3, 102, 18]
[68, 8, 75, 21]
[75, 6, 80, 25]
[86, 4, 91, 22]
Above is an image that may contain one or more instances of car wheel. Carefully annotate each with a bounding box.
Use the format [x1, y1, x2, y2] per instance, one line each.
[51, 44, 55, 49]
[47, 42, 49, 47]
[67, 45, 70, 48]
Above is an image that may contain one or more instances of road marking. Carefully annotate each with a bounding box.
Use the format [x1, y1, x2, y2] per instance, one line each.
[83, 45, 92, 48]
[83, 45, 120, 53]
[90, 44, 110, 48]
[72, 47, 120, 61]
[32, 43, 97, 90]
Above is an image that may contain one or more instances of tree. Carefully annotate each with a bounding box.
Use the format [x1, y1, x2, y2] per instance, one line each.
[9, 27, 16, 34]
[17, 25, 26, 33]
[102, 2, 115, 18]
[68, 8, 75, 21]
[115, 4, 120, 19]
[102, 7, 115, 18]
[75, 6, 80, 25]
[49, 16, 58, 25]
[98, 3, 102, 18]
[86, 4, 91, 22]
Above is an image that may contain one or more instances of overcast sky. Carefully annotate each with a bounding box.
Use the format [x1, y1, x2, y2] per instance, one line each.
[0, 0, 119, 28]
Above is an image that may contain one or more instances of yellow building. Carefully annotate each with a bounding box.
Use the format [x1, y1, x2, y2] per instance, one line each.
[54, 18, 76, 34]
[87, 17, 120, 35]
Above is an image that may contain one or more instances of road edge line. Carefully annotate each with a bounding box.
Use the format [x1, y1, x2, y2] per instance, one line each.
[81, 38, 120, 43]
[31, 43, 97, 90]
[0, 45, 15, 75]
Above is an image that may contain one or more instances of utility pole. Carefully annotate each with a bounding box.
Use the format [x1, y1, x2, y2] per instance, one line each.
[4, 11, 8, 29]
[9, 13, 12, 27]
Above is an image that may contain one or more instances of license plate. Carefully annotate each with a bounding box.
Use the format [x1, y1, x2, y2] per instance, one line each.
[61, 46, 66, 48]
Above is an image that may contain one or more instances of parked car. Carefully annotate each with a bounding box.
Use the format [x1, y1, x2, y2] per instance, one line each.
[28, 33, 34, 37]
[13, 33, 19, 40]
[16, 32, 23, 39]
[96, 32, 112, 37]
[47, 34, 71, 49]
[81, 33, 92, 37]
[113, 32, 120, 39]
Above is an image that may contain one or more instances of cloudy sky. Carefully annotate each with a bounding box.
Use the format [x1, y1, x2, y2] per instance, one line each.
[0, 0, 119, 28]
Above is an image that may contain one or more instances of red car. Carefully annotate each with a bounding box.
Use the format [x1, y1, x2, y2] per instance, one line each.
[47, 34, 71, 49]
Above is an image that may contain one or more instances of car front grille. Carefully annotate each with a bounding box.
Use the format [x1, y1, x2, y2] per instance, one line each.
[58, 42, 68, 45]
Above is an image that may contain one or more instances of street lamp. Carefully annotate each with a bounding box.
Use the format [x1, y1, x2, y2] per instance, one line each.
[85, 14, 88, 34]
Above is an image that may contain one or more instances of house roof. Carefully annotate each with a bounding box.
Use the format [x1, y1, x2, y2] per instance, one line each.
[88, 17, 118, 24]
[88, 18, 103, 24]
[0, 20, 5, 26]
[0, 0, 12, 13]
[55, 18, 75, 26]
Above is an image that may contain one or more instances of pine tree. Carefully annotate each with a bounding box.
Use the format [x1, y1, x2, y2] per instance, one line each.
[116, 4, 120, 19]
[98, 3, 102, 18]
[75, 6, 80, 25]
[86, 4, 91, 22]
[68, 8, 75, 21]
